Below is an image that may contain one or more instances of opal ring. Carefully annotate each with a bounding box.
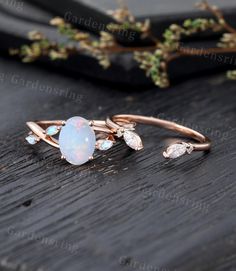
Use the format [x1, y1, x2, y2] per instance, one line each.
[25, 115, 211, 166]
[25, 116, 115, 165]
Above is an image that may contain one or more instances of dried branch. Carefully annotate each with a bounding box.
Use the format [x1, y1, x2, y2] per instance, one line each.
[9, 1, 236, 87]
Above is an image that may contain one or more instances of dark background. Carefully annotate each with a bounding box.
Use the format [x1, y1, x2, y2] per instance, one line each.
[0, 1, 236, 271]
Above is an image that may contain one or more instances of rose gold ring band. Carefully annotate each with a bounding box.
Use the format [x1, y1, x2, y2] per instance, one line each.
[109, 114, 211, 151]
[105, 114, 211, 159]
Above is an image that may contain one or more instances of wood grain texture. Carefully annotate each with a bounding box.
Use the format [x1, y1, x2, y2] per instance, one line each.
[0, 56, 236, 271]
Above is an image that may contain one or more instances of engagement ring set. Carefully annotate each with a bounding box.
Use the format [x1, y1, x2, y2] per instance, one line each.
[25, 114, 211, 165]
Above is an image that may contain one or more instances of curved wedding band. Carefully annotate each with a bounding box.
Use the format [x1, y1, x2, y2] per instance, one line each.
[106, 114, 211, 153]
[25, 114, 211, 166]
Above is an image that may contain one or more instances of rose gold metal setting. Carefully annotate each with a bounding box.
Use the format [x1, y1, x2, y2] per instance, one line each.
[106, 114, 211, 159]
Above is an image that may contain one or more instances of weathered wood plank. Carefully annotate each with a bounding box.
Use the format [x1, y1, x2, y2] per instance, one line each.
[0, 55, 236, 271]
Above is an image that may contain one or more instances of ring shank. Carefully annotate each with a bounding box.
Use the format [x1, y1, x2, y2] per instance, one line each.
[112, 114, 211, 151]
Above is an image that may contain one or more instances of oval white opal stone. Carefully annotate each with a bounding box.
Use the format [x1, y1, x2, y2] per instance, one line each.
[59, 116, 96, 165]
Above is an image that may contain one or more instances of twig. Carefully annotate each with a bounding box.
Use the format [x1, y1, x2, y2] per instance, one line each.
[198, 1, 236, 33]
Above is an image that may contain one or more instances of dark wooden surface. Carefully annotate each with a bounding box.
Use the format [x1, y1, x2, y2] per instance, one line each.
[1, 0, 236, 270]
[0, 55, 236, 271]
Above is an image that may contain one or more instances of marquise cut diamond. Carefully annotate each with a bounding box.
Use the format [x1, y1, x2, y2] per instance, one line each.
[123, 131, 143, 151]
[163, 144, 186, 159]
[163, 143, 193, 159]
